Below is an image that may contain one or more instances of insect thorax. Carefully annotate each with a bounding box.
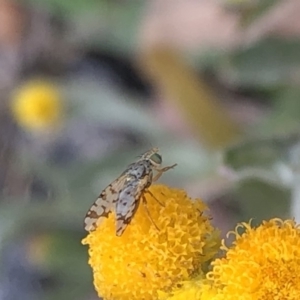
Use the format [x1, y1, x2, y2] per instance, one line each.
[126, 160, 152, 179]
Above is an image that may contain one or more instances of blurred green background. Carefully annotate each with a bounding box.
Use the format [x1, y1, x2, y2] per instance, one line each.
[1, 0, 300, 299]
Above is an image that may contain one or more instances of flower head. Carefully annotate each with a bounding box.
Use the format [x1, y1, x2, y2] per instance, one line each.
[158, 276, 206, 300]
[205, 218, 300, 300]
[82, 184, 220, 300]
[11, 79, 62, 131]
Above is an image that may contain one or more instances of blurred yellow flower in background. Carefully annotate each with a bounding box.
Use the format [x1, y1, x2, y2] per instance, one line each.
[11, 79, 62, 131]
[204, 218, 300, 300]
[82, 184, 220, 300]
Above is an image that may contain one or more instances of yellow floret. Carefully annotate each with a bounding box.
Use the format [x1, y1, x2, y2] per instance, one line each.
[162, 218, 300, 300]
[205, 218, 300, 300]
[82, 184, 220, 300]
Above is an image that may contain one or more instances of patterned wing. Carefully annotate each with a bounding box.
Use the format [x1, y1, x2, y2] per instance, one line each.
[84, 174, 128, 232]
[115, 176, 148, 236]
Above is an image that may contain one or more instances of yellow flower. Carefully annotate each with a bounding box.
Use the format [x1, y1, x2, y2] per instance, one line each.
[11, 79, 62, 131]
[159, 276, 206, 300]
[204, 218, 300, 300]
[82, 184, 220, 300]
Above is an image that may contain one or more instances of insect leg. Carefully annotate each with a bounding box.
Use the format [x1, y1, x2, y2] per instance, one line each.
[152, 163, 177, 182]
[146, 189, 165, 207]
[142, 195, 160, 231]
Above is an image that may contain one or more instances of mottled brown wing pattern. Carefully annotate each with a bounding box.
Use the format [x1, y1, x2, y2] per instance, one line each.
[84, 174, 128, 232]
[115, 174, 150, 236]
[84, 147, 176, 235]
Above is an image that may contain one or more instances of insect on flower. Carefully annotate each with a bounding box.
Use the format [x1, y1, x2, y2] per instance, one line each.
[84, 147, 177, 236]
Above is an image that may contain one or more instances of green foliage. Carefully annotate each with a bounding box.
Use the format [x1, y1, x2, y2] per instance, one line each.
[222, 38, 300, 87]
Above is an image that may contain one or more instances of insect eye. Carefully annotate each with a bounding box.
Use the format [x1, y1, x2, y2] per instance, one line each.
[150, 153, 162, 165]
